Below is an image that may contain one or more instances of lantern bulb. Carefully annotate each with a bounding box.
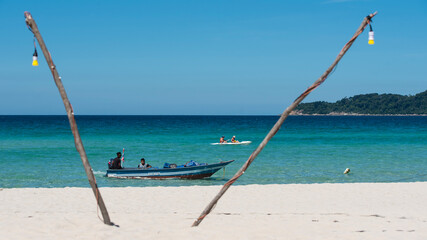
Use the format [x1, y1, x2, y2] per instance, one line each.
[368, 31, 375, 45]
[32, 56, 38, 66]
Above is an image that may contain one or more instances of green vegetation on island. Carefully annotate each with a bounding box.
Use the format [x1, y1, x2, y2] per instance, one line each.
[295, 90, 427, 115]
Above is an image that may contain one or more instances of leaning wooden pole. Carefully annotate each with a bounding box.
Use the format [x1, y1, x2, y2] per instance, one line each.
[192, 12, 377, 227]
[24, 12, 113, 226]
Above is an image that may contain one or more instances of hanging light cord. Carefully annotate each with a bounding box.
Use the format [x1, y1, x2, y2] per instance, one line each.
[26, 22, 38, 55]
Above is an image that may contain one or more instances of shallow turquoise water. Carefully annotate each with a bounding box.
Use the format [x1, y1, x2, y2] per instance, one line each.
[0, 115, 426, 188]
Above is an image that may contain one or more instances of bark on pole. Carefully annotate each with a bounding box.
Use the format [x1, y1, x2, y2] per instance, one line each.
[24, 11, 113, 226]
[192, 12, 378, 227]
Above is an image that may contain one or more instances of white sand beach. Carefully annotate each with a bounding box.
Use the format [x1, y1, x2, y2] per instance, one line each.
[1, 183, 426, 240]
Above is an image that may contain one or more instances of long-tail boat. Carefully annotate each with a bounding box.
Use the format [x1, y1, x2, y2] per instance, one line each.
[106, 160, 234, 179]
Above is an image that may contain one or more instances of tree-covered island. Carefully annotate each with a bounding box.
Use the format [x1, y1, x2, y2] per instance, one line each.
[293, 90, 427, 115]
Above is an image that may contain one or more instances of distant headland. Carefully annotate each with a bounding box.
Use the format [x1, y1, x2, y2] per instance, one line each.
[291, 90, 427, 116]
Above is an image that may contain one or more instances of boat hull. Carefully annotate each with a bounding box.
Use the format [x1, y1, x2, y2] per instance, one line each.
[106, 160, 234, 179]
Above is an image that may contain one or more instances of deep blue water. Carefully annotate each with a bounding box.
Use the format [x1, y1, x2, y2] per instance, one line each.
[0, 115, 426, 188]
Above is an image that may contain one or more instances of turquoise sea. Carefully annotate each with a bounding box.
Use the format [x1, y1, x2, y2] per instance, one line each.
[0, 115, 426, 188]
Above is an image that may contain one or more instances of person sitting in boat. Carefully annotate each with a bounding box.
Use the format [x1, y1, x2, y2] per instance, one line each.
[220, 136, 227, 143]
[231, 136, 239, 143]
[111, 152, 123, 169]
[138, 158, 152, 169]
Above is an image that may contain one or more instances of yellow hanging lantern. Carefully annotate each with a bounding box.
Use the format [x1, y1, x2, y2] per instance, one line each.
[368, 24, 374, 45]
[368, 31, 374, 45]
[32, 48, 38, 66]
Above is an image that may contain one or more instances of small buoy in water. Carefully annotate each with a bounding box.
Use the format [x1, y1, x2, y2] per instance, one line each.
[343, 168, 350, 174]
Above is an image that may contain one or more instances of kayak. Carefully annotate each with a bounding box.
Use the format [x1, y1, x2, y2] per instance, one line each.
[211, 141, 252, 145]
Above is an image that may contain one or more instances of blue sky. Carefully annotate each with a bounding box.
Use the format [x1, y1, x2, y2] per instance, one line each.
[0, 0, 426, 115]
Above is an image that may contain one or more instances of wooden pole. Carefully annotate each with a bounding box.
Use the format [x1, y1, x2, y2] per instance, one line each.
[24, 11, 114, 226]
[192, 12, 378, 227]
